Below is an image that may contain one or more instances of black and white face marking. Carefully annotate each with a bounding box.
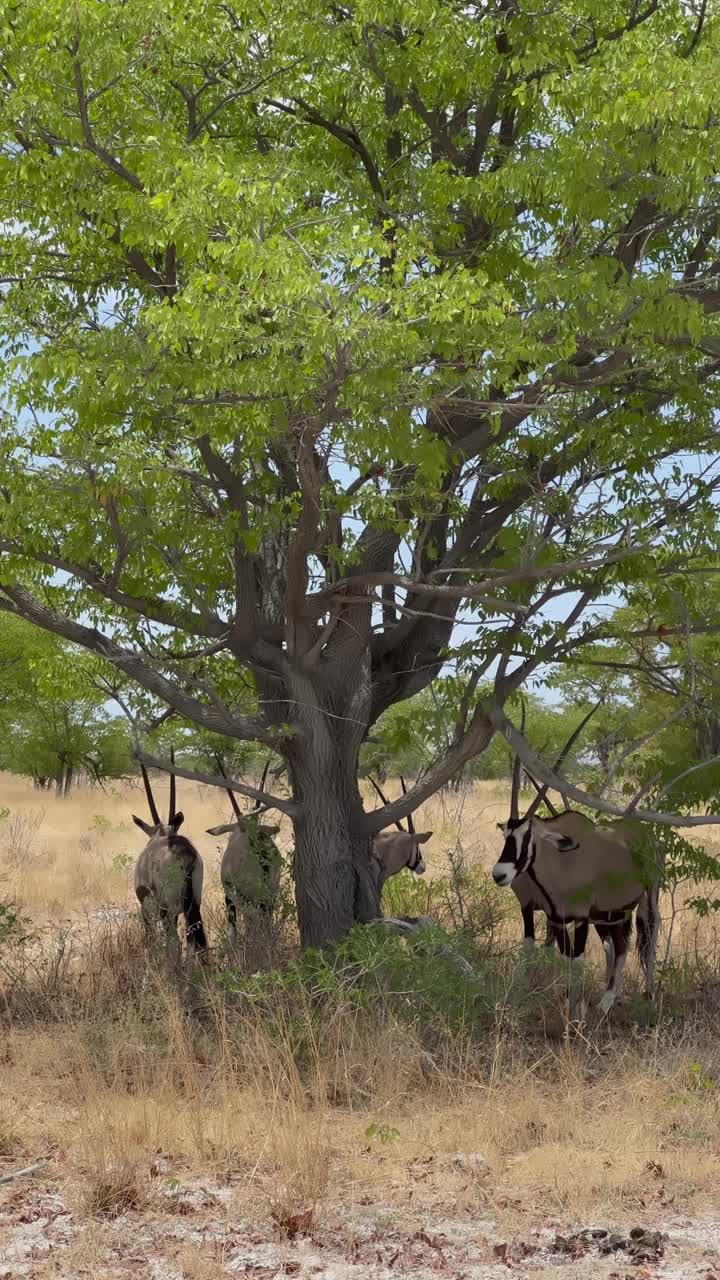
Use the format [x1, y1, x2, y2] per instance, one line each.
[407, 832, 432, 875]
[492, 817, 534, 885]
[492, 816, 579, 886]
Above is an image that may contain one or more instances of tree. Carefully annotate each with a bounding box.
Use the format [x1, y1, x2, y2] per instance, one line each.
[549, 583, 720, 805]
[1, 1, 720, 943]
[0, 616, 133, 790]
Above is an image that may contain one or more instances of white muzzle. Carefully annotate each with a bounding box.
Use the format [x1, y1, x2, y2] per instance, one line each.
[492, 860, 517, 886]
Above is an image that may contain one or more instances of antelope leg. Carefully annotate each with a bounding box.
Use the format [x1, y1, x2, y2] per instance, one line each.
[599, 919, 628, 1014]
[568, 920, 589, 1022]
[521, 903, 535, 957]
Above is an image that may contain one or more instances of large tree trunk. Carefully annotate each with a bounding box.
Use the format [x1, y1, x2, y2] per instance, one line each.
[284, 664, 381, 947]
[290, 753, 380, 947]
[63, 766, 74, 796]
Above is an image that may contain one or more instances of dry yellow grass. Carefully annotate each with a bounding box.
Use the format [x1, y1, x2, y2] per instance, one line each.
[3, 771, 720, 1277]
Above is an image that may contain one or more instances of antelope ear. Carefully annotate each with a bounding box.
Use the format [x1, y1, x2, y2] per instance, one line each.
[415, 831, 432, 844]
[132, 815, 155, 836]
[170, 811, 185, 831]
[261, 824, 280, 836]
[496, 822, 506, 831]
[536, 825, 575, 849]
[206, 823, 235, 836]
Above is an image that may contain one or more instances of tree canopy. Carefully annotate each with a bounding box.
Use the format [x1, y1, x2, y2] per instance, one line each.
[1, 0, 720, 942]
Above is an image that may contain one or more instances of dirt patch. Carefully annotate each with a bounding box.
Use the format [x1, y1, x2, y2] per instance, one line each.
[3, 1172, 720, 1279]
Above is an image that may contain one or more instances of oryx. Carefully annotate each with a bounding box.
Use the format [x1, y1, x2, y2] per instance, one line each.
[206, 760, 283, 945]
[132, 750, 208, 964]
[368, 776, 433, 895]
[493, 793, 660, 1014]
[504, 753, 631, 965]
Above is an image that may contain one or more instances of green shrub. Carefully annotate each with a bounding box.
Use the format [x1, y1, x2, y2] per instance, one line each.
[381, 868, 435, 918]
[218, 921, 513, 1043]
[0, 898, 34, 948]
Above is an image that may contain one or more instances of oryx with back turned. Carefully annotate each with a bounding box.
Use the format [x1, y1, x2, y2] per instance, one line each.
[133, 750, 208, 965]
[206, 759, 282, 945]
[368, 775, 433, 896]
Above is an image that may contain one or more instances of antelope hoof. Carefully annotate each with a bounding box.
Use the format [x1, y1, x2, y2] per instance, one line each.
[569, 1002, 586, 1026]
[568, 993, 586, 1024]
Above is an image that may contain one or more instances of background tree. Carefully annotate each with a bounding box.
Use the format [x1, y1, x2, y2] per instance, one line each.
[362, 677, 595, 786]
[0, 616, 132, 791]
[1, 2, 720, 943]
[548, 583, 720, 806]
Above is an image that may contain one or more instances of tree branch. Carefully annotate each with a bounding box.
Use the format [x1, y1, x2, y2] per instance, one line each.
[73, 58, 144, 191]
[0, 583, 279, 745]
[487, 703, 720, 828]
[361, 704, 494, 833]
[138, 752, 298, 816]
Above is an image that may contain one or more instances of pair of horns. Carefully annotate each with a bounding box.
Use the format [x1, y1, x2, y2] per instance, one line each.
[140, 746, 176, 825]
[215, 755, 270, 819]
[367, 774, 416, 834]
[510, 699, 602, 821]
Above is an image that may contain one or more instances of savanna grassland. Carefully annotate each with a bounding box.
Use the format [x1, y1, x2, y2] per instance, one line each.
[3, 775, 720, 1278]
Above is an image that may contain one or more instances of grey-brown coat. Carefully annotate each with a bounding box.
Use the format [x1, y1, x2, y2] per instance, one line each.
[133, 755, 207, 964]
[493, 814, 658, 1012]
[207, 759, 282, 943]
[371, 827, 432, 894]
[367, 775, 432, 901]
[208, 815, 282, 943]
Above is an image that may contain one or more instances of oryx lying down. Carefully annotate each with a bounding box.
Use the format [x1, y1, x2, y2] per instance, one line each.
[133, 752, 207, 964]
[206, 760, 282, 945]
[368, 776, 432, 897]
[493, 813, 659, 1014]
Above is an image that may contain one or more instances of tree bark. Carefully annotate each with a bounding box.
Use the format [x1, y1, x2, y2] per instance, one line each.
[285, 662, 381, 947]
[290, 755, 380, 946]
[63, 766, 74, 796]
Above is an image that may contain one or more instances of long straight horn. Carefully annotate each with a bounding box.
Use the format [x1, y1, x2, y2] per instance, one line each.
[524, 774, 551, 820]
[140, 761, 161, 826]
[509, 698, 526, 819]
[367, 774, 405, 832]
[216, 755, 242, 821]
[551, 700, 602, 775]
[251, 758, 271, 813]
[525, 699, 602, 820]
[169, 745, 176, 821]
[399, 776, 415, 834]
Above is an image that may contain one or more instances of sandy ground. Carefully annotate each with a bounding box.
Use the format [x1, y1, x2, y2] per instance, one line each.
[2, 1168, 720, 1278]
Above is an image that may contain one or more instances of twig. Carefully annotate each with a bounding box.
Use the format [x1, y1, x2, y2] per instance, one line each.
[0, 1158, 49, 1185]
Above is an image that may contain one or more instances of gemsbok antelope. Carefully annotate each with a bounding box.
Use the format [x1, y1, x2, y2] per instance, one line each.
[132, 751, 208, 965]
[367, 776, 432, 896]
[206, 760, 282, 945]
[504, 753, 633, 966]
[493, 797, 660, 1014]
